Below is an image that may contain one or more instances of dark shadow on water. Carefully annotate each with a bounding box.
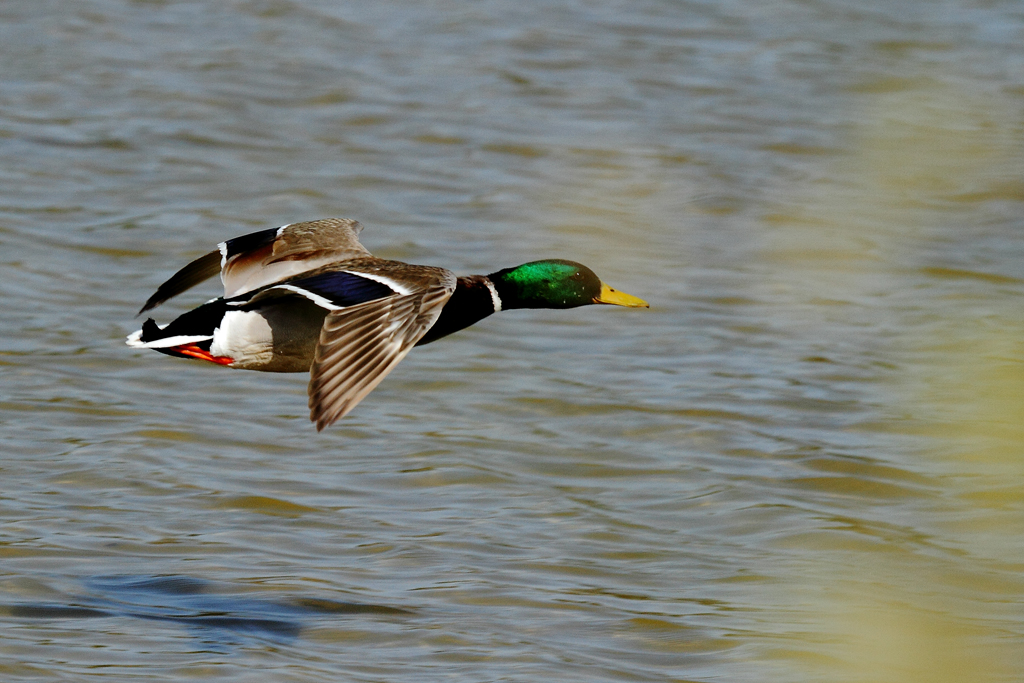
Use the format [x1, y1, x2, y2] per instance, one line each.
[2, 575, 412, 645]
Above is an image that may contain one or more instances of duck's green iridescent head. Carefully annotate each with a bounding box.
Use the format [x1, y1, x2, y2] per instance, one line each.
[488, 259, 648, 310]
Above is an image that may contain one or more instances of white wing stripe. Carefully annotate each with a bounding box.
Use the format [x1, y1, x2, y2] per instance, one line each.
[343, 270, 413, 295]
[265, 284, 343, 311]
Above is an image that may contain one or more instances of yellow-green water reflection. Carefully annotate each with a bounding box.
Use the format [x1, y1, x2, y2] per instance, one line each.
[762, 77, 1024, 682]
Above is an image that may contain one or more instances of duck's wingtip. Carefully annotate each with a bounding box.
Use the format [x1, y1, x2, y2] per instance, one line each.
[311, 410, 332, 432]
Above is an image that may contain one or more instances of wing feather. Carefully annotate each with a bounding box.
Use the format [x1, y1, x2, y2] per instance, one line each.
[222, 218, 372, 298]
[308, 276, 454, 430]
[138, 250, 221, 315]
[139, 219, 374, 313]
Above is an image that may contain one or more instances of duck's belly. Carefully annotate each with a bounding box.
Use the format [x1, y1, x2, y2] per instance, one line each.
[210, 300, 328, 373]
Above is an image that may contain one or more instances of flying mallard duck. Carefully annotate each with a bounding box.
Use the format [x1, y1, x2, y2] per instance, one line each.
[127, 218, 648, 430]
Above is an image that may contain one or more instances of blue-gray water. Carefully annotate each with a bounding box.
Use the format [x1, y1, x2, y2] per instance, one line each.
[2, 1, 1023, 681]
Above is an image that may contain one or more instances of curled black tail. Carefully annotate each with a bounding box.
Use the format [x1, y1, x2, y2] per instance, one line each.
[139, 318, 164, 343]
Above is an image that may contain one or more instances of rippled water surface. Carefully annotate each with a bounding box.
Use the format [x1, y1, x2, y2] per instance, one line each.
[2, 1, 1023, 681]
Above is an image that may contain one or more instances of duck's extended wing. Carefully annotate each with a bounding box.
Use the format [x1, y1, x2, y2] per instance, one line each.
[306, 265, 456, 431]
[137, 249, 222, 315]
[138, 218, 372, 314]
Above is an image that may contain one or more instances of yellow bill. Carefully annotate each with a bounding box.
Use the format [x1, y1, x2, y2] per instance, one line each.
[594, 282, 649, 308]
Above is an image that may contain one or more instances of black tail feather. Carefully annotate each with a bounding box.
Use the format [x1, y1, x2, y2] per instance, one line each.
[139, 318, 163, 343]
